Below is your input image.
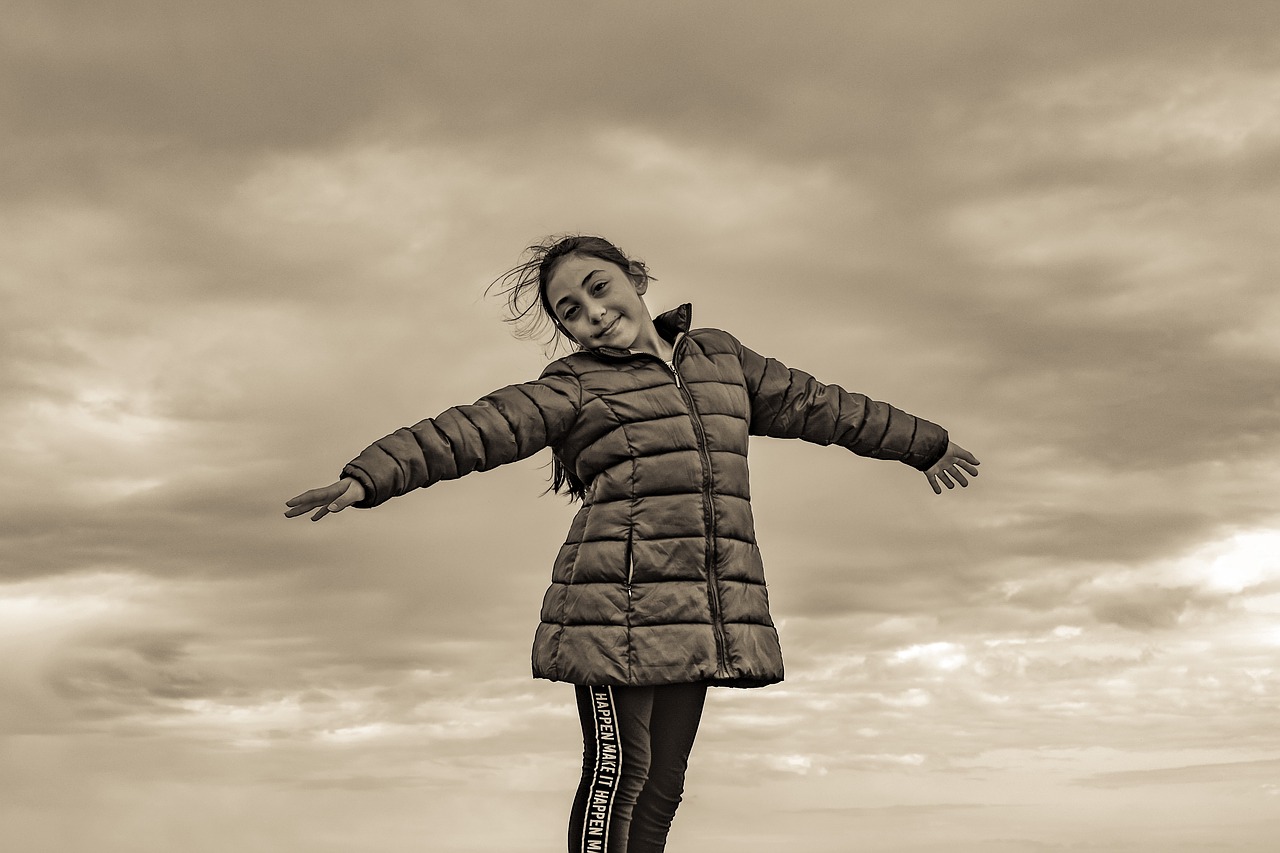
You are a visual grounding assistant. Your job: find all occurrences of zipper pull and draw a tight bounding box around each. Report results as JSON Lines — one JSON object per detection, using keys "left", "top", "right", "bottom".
{"left": 666, "top": 359, "right": 681, "bottom": 387}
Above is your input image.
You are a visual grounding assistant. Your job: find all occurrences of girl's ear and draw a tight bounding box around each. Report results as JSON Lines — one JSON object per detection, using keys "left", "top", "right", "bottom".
{"left": 628, "top": 262, "right": 648, "bottom": 295}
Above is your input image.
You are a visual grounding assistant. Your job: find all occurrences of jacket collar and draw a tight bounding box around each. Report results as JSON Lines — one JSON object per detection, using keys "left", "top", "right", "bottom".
{"left": 588, "top": 303, "right": 691, "bottom": 358}
{"left": 654, "top": 302, "right": 692, "bottom": 342}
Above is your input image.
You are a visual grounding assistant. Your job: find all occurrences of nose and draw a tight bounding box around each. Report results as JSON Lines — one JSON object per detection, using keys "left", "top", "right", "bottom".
{"left": 588, "top": 303, "right": 608, "bottom": 324}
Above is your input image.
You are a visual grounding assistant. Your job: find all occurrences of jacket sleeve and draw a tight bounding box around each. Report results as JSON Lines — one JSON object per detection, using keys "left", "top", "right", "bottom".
{"left": 339, "top": 361, "right": 583, "bottom": 508}
{"left": 730, "top": 333, "right": 949, "bottom": 472}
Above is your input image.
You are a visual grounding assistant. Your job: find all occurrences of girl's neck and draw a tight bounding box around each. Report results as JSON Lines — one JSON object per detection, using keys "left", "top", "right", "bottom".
{"left": 629, "top": 323, "right": 675, "bottom": 362}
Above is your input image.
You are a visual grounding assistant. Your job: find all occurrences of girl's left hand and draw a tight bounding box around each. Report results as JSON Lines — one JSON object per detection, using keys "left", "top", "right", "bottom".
{"left": 284, "top": 477, "right": 366, "bottom": 521}
{"left": 925, "top": 441, "right": 980, "bottom": 495}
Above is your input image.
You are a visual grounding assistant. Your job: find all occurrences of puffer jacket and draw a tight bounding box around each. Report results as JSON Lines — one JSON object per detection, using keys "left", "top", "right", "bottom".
{"left": 342, "top": 304, "right": 949, "bottom": 688}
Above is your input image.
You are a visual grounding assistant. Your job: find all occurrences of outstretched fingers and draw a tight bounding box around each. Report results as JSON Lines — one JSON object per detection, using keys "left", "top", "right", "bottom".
{"left": 284, "top": 481, "right": 347, "bottom": 520}
{"left": 927, "top": 457, "right": 980, "bottom": 495}
{"left": 929, "top": 469, "right": 959, "bottom": 494}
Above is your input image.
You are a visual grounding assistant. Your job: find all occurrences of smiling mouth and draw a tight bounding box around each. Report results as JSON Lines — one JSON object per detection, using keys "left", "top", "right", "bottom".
{"left": 598, "top": 317, "right": 621, "bottom": 337}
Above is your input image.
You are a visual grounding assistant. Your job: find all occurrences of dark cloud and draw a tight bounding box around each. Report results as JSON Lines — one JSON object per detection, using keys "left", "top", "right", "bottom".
{"left": 1086, "top": 585, "right": 1200, "bottom": 631}
{"left": 5, "top": 1, "right": 1276, "bottom": 161}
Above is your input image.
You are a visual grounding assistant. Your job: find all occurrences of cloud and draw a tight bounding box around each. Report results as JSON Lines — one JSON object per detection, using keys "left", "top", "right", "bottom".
{"left": 1086, "top": 585, "right": 1199, "bottom": 631}
{"left": 983, "top": 59, "right": 1280, "bottom": 163}
{"left": 1078, "top": 757, "right": 1280, "bottom": 788}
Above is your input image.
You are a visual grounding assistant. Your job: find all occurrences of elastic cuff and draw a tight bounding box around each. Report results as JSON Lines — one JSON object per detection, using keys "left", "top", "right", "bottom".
{"left": 911, "top": 426, "right": 950, "bottom": 472}
{"left": 340, "top": 464, "right": 379, "bottom": 508}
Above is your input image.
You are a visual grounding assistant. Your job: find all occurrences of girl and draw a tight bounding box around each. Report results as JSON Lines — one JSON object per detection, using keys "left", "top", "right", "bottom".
{"left": 285, "top": 235, "right": 979, "bottom": 852}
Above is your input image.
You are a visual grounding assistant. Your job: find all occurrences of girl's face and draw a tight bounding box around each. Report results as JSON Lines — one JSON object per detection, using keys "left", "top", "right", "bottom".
{"left": 544, "top": 254, "right": 655, "bottom": 350}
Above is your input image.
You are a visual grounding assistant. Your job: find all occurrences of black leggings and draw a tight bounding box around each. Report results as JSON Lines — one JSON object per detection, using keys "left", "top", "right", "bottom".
{"left": 569, "top": 682, "right": 708, "bottom": 853}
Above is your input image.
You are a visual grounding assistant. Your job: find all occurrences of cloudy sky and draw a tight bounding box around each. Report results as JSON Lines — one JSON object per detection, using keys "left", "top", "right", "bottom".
{"left": 4, "top": 2, "right": 1279, "bottom": 850}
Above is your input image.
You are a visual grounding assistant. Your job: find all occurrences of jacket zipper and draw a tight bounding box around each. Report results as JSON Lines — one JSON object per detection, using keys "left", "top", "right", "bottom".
{"left": 669, "top": 336, "right": 729, "bottom": 678}
{"left": 624, "top": 528, "right": 635, "bottom": 683}
{"left": 624, "top": 529, "right": 634, "bottom": 604}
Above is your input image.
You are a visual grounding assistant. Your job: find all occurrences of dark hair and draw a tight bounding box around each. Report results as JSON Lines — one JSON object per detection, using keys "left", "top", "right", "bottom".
{"left": 486, "top": 234, "right": 656, "bottom": 503}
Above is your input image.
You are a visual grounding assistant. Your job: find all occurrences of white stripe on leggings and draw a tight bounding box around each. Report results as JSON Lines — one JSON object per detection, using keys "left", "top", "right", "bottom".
{"left": 582, "top": 685, "right": 623, "bottom": 853}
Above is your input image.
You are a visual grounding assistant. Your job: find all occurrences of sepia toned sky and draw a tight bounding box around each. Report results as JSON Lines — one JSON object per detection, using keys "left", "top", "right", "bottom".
{"left": 4, "top": 2, "right": 1279, "bottom": 851}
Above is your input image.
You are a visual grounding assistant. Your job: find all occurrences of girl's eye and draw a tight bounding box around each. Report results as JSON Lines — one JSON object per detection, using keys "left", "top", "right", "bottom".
{"left": 562, "top": 306, "right": 578, "bottom": 321}
{"left": 592, "top": 280, "right": 608, "bottom": 294}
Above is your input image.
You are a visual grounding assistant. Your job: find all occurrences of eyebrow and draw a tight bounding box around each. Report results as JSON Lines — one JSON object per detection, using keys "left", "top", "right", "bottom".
{"left": 553, "top": 269, "right": 604, "bottom": 313}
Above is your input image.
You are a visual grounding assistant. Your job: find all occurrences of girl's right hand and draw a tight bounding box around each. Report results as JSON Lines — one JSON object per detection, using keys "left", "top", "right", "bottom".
{"left": 924, "top": 441, "right": 980, "bottom": 495}
{"left": 284, "top": 477, "right": 366, "bottom": 522}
